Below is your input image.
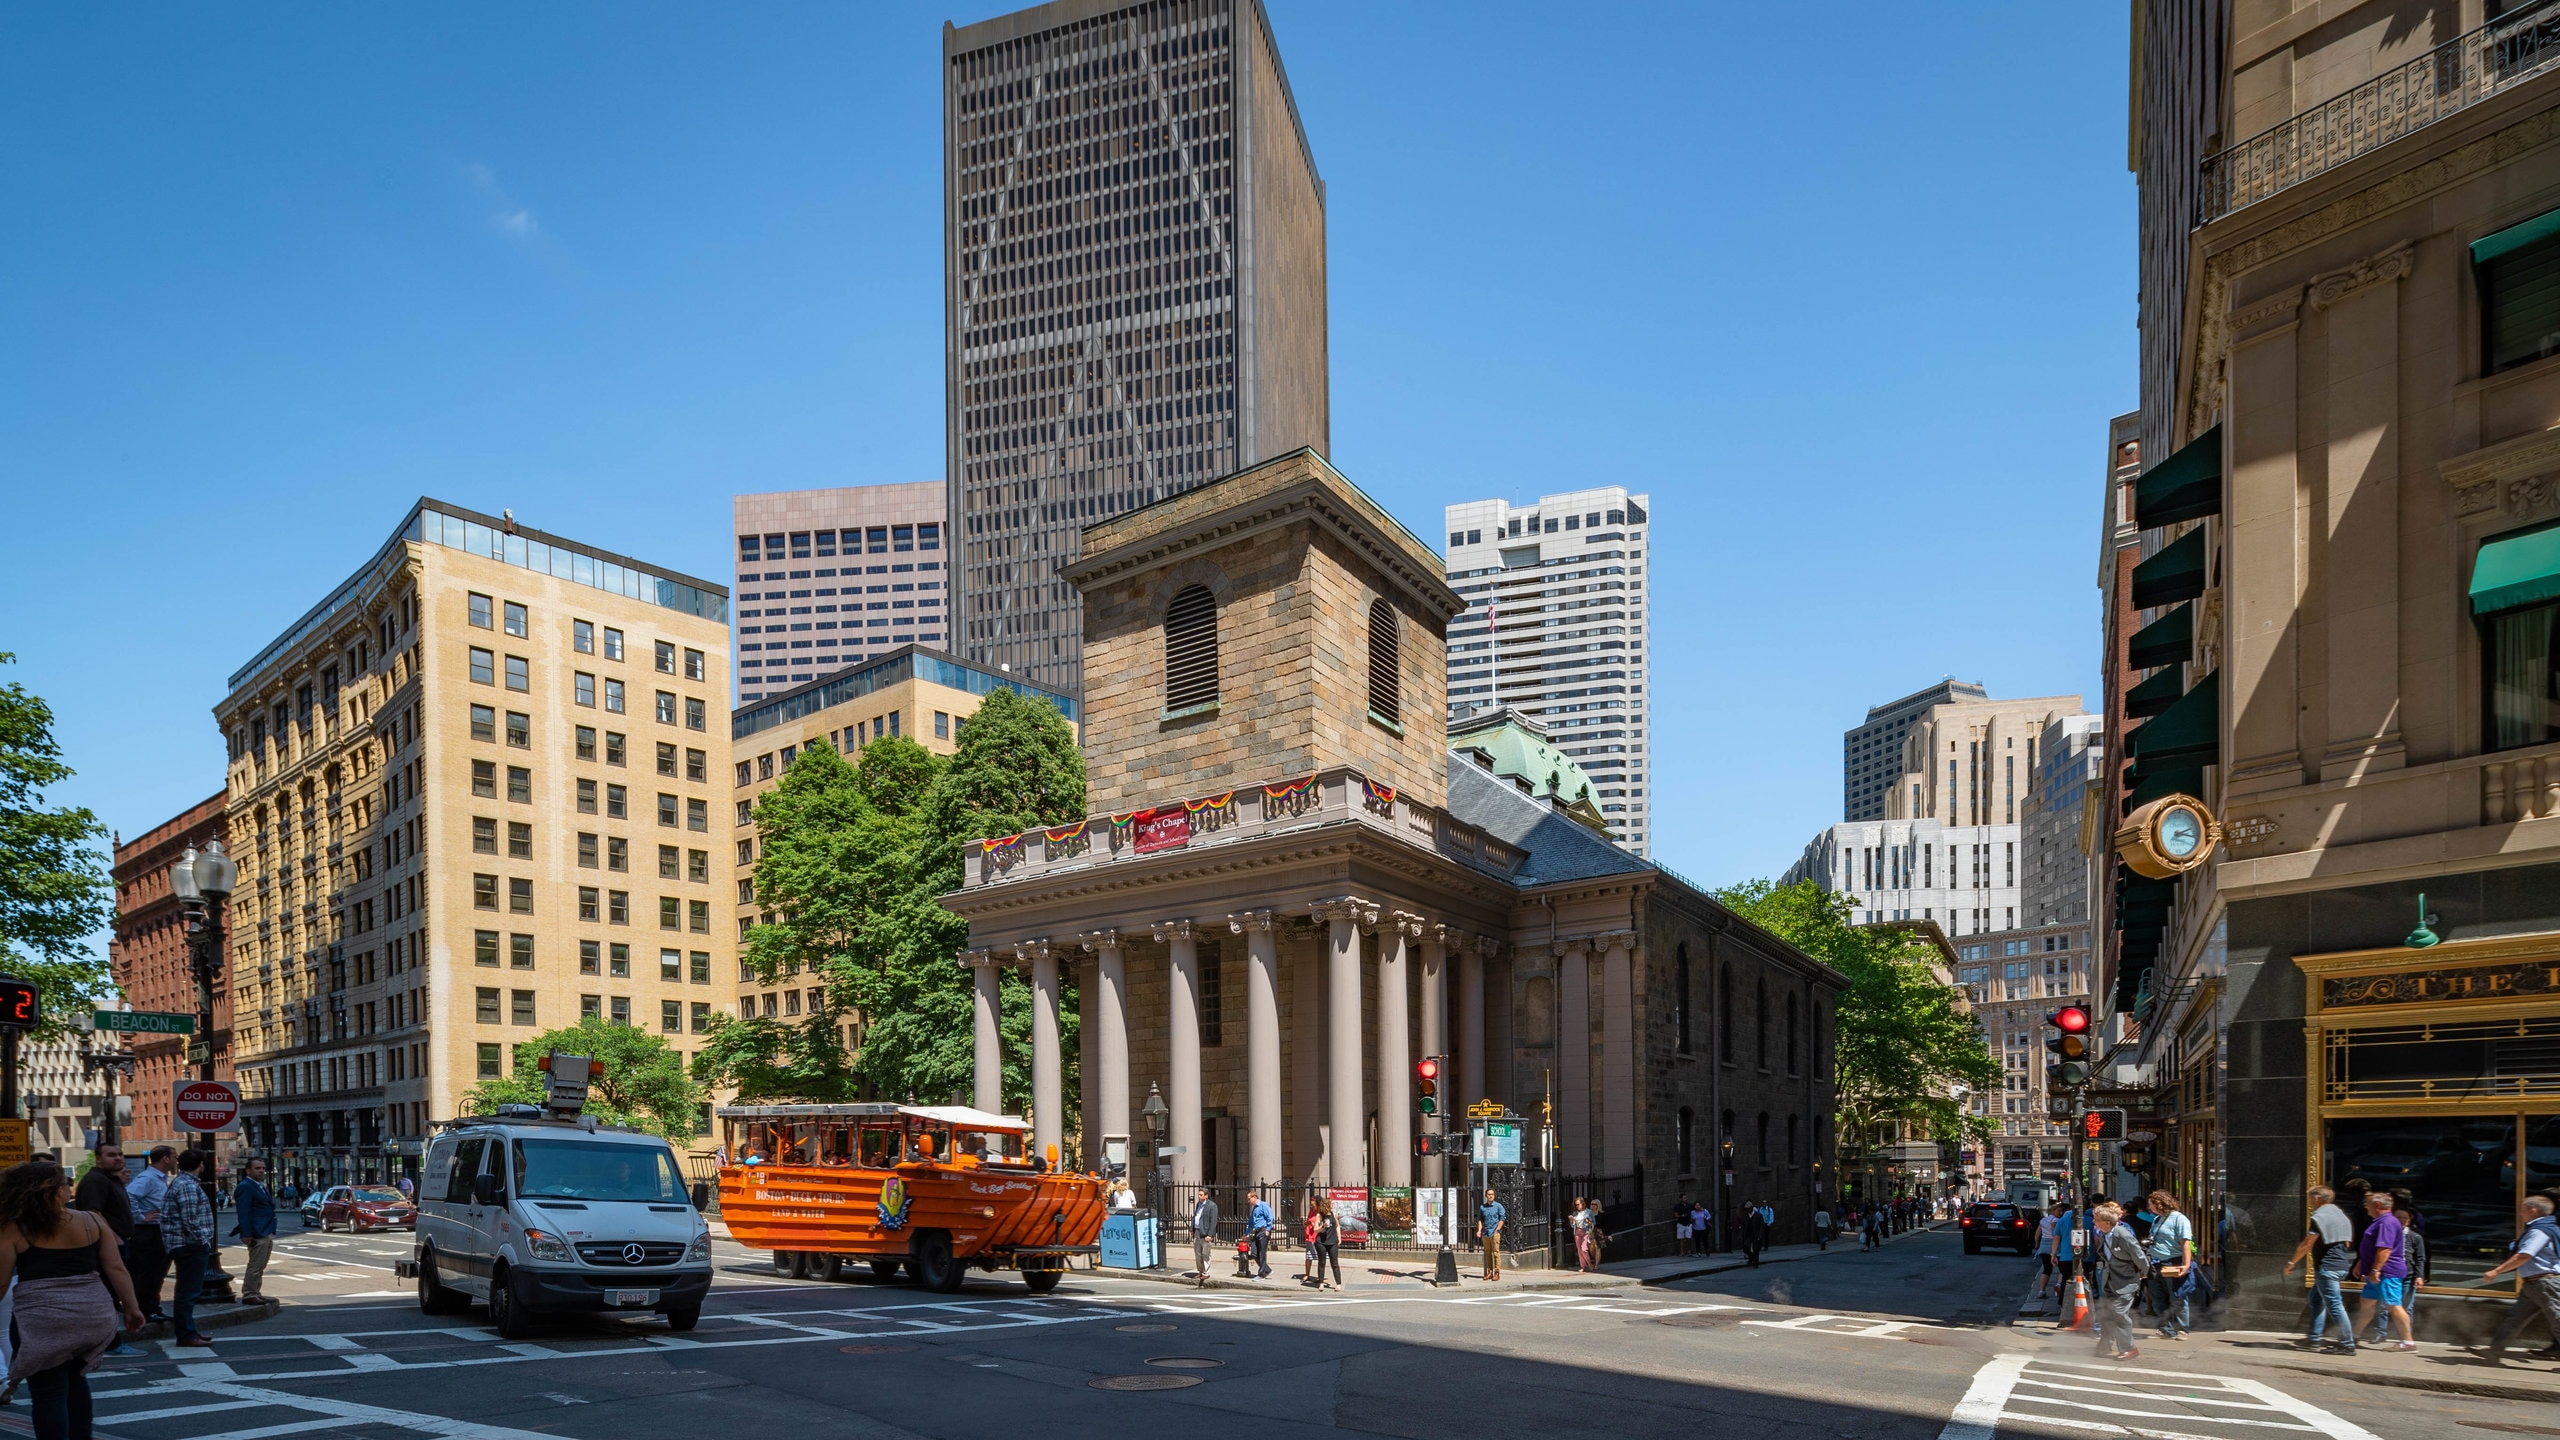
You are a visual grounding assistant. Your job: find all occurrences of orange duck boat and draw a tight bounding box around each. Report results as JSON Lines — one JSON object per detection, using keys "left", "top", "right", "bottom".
{"left": 714, "top": 1103, "right": 1104, "bottom": 1292}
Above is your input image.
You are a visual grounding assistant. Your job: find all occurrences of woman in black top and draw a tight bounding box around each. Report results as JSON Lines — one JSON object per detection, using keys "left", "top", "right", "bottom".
{"left": 0, "top": 1161, "right": 146, "bottom": 1439}
{"left": 1311, "top": 1200, "right": 1343, "bottom": 1291}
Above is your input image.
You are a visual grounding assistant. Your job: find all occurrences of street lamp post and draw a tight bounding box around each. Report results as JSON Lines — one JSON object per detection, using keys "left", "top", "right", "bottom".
{"left": 1140, "top": 1082, "right": 1168, "bottom": 1216}
{"left": 170, "top": 842, "right": 238, "bottom": 1304}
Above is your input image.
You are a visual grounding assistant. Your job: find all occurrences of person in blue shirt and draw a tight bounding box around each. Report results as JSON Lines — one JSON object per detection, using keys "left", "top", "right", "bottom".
{"left": 1477, "top": 1189, "right": 1508, "bottom": 1281}
{"left": 1246, "top": 1194, "right": 1274, "bottom": 1279}
{"left": 229, "top": 1157, "right": 280, "bottom": 1304}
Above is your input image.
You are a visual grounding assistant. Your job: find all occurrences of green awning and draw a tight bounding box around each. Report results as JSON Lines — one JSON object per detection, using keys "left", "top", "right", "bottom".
{"left": 2470, "top": 521, "right": 2560, "bottom": 615}
{"left": 2129, "top": 669, "right": 2219, "bottom": 764}
{"left": 2131, "top": 525, "right": 2208, "bottom": 609}
{"left": 2136, "top": 424, "right": 2222, "bottom": 529}
{"left": 2128, "top": 602, "right": 2193, "bottom": 670}
{"left": 2125, "top": 664, "right": 2183, "bottom": 719}
{"left": 2124, "top": 763, "right": 2205, "bottom": 813}
{"left": 2473, "top": 207, "right": 2560, "bottom": 266}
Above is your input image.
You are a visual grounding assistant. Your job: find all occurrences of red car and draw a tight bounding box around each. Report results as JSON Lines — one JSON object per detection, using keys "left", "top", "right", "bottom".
{"left": 319, "top": 1184, "right": 416, "bottom": 1233}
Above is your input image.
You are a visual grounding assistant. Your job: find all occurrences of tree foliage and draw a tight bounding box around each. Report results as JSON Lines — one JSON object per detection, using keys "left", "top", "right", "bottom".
{"left": 0, "top": 655, "right": 115, "bottom": 1034}
{"left": 460, "top": 1018, "right": 705, "bottom": 1142}
{"left": 1713, "top": 878, "right": 2000, "bottom": 1153}
{"left": 701, "top": 691, "right": 1087, "bottom": 1120}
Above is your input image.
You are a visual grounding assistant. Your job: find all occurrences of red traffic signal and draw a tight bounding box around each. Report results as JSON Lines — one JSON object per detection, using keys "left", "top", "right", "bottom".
{"left": 1416, "top": 1057, "right": 1440, "bottom": 1082}
{"left": 1415, "top": 1055, "right": 1442, "bottom": 1116}
{"left": 2050, "top": 1005, "right": 2091, "bottom": 1035}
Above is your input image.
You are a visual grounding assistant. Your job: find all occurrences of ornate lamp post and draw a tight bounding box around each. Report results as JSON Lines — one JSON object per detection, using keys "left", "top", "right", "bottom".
{"left": 1140, "top": 1082, "right": 1168, "bottom": 1218}
{"left": 170, "top": 842, "right": 238, "bottom": 1303}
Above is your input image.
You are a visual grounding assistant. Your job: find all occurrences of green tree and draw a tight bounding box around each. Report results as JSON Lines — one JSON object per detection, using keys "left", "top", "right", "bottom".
{"left": 1713, "top": 878, "right": 2000, "bottom": 1160}
{"left": 0, "top": 654, "right": 114, "bottom": 1035}
{"left": 460, "top": 1018, "right": 706, "bottom": 1142}
{"left": 710, "top": 693, "right": 1086, "bottom": 1120}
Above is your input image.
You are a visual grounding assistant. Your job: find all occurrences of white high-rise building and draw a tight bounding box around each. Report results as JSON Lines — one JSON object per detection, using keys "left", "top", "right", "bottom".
{"left": 1443, "top": 488, "right": 1650, "bottom": 856}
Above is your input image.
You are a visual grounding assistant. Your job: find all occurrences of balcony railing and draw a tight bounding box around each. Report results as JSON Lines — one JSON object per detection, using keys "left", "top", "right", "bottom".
{"left": 2201, "top": 0, "right": 2560, "bottom": 222}
{"left": 960, "top": 766, "right": 1528, "bottom": 891}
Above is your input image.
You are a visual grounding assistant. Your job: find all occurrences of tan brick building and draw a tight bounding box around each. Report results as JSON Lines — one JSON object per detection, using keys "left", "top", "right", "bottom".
{"left": 728, "top": 644, "right": 1079, "bottom": 1026}
{"left": 107, "top": 792, "right": 231, "bottom": 1147}
{"left": 214, "top": 501, "right": 733, "bottom": 1187}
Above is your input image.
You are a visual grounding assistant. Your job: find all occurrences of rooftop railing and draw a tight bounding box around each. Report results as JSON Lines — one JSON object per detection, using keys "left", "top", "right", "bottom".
{"left": 2200, "top": 0, "right": 2560, "bottom": 223}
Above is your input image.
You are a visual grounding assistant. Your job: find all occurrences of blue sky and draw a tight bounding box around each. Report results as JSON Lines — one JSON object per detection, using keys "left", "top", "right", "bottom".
{"left": 0, "top": 2, "right": 2134, "bottom": 934}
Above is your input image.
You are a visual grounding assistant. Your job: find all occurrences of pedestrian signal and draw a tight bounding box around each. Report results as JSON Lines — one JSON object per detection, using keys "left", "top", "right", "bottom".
{"left": 1415, "top": 1055, "right": 1441, "bottom": 1117}
{"left": 2080, "top": 1108, "right": 2126, "bottom": 1141}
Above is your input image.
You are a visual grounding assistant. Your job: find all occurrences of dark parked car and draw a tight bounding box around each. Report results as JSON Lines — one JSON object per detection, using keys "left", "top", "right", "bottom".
{"left": 1961, "top": 1202, "right": 2035, "bottom": 1255}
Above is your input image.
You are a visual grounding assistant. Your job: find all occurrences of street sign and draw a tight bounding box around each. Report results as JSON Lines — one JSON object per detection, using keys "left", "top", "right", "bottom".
{"left": 0, "top": 1119, "right": 28, "bottom": 1165}
{"left": 94, "top": 1010, "right": 194, "bottom": 1036}
{"left": 1466, "top": 1099, "right": 1503, "bottom": 1119}
{"left": 172, "top": 1079, "right": 243, "bottom": 1133}
{"left": 187, "top": 1043, "right": 211, "bottom": 1064}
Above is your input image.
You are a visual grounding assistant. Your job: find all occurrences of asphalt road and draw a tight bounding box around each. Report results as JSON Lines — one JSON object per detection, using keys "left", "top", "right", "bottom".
{"left": 30, "top": 1222, "right": 2556, "bottom": 1440}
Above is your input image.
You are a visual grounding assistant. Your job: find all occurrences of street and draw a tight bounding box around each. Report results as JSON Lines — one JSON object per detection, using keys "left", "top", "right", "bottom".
{"left": 26, "top": 1223, "right": 2555, "bottom": 1440}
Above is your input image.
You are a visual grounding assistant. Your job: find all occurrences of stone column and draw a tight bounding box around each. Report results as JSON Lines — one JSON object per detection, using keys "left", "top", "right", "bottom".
{"left": 963, "top": 949, "right": 1003, "bottom": 1115}
{"left": 1374, "top": 914, "right": 1422, "bottom": 1188}
{"left": 1020, "top": 941, "right": 1062, "bottom": 1167}
{"left": 1458, "top": 937, "right": 1486, "bottom": 1112}
{"left": 1291, "top": 924, "right": 1327, "bottom": 1185}
{"left": 1152, "top": 920, "right": 1203, "bottom": 1191}
{"left": 1081, "top": 930, "right": 1129, "bottom": 1154}
{"left": 1557, "top": 939, "right": 1591, "bottom": 1173}
{"left": 1230, "top": 910, "right": 1283, "bottom": 1187}
{"left": 1599, "top": 931, "right": 1637, "bottom": 1176}
{"left": 1312, "top": 898, "right": 1377, "bottom": 1189}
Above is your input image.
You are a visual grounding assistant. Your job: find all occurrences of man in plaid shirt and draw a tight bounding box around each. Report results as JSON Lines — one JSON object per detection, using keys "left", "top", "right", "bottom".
{"left": 165, "top": 1151, "right": 219, "bottom": 1348}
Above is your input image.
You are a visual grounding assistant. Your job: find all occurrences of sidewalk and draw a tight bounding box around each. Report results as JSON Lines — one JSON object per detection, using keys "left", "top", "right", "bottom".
{"left": 1599, "top": 1222, "right": 1950, "bottom": 1285}
{"left": 1095, "top": 1252, "right": 1632, "bottom": 1296}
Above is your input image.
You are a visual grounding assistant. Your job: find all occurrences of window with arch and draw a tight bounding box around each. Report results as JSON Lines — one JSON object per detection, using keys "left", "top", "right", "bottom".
{"left": 1786, "top": 993, "right": 1800, "bottom": 1075}
{"left": 1163, "top": 584, "right": 1219, "bottom": 712}
{"left": 1366, "top": 598, "right": 1401, "bottom": 724}
{"left": 1756, "top": 975, "right": 1769, "bottom": 1070}
{"left": 1675, "top": 944, "right": 1692, "bottom": 1054}
{"left": 1719, "top": 966, "right": 1735, "bottom": 1061}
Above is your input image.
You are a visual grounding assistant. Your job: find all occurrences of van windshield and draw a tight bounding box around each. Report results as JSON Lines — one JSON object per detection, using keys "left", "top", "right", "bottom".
{"left": 511, "top": 1138, "right": 687, "bottom": 1203}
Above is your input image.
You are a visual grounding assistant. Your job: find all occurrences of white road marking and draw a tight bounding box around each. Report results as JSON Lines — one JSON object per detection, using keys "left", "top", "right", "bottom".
{"left": 1940, "top": 1351, "right": 2030, "bottom": 1440}
{"left": 1940, "top": 1354, "right": 2391, "bottom": 1440}
{"left": 93, "top": 1377, "right": 591, "bottom": 1439}
{"left": 1743, "top": 1313, "right": 1918, "bottom": 1338}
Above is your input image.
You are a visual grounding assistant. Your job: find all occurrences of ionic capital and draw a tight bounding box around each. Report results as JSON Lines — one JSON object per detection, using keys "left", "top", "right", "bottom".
{"left": 1075, "top": 928, "right": 1123, "bottom": 954}
{"left": 1308, "top": 896, "right": 1382, "bottom": 931}
{"left": 1227, "top": 909, "right": 1279, "bottom": 934}
{"left": 1594, "top": 930, "right": 1639, "bottom": 952}
{"left": 959, "top": 948, "right": 1003, "bottom": 971}
{"left": 1150, "top": 919, "right": 1199, "bottom": 945}
{"left": 1387, "top": 911, "right": 1430, "bottom": 940}
{"left": 1014, "top": 940, "right": 1057, "bottom": 966}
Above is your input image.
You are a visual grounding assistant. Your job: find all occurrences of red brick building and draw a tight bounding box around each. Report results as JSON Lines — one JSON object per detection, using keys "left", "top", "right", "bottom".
{"left": 108, "top": 793, "right": 231, "bottom": 1146}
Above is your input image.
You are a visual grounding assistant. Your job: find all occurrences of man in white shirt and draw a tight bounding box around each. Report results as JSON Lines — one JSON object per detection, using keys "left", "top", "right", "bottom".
{"left": 2035, "top": 1209, "right": 2062, "bottom": 1298}
{"left": 2282, "top": 1185, "right": 2359, "bottom": 1353}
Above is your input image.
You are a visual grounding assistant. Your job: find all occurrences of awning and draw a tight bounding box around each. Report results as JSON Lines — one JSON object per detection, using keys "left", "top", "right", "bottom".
{"left": 2131, "top": 526, "right": 2208, "bottom": 610}
{"left": 2128, "top": 602, "right": 2194, "bottom": 671}
{"left": 2125, "top": 664, "right": 2183, "bottom": 719}
{"left": 2472, "top": 207, "right": 2560, "bottom": 266}
{"left": 2128, "top": 670, "right": 2219, "bottom": 765}
{"left": 2125, "top": 762, "right": 2205, "bottom": 813}
{"left": 2469, "top": 521, "right": 2560, "bottom": 615}
{"left": 2135, "top": 424, "right": 2222, "bottom": 529}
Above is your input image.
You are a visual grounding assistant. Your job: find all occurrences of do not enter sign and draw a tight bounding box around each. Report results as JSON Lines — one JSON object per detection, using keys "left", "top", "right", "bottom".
{"left": 171, "top": 1080, "right": 242, "bottom": 1133}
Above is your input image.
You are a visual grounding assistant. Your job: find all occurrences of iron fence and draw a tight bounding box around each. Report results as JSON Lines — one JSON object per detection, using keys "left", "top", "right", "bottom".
{"left": 2201, "top": 0, "right": 2560, "bottom": 222}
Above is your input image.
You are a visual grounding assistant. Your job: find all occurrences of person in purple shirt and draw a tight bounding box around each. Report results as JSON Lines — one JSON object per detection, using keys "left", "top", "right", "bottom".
{"left": 2352, "top": 1190, "right": 2415, "bottom": 1350}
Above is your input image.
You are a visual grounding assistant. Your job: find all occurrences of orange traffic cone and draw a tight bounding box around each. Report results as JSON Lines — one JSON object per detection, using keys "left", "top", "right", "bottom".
{"left": 2063, "top": 1274, "right": 2091, "bottom": 1331}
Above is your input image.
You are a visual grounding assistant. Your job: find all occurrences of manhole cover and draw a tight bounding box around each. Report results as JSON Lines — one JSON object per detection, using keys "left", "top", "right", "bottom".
{"left": 1145, "top": 1356, "right": 1225, "bottom": 1369}
{"left": 1091, "top": 1374, "right": 1203, "bottom": 1391}
{"left": 839, "top": 1344, "right": 918, "bottom": 1355}
{"left": 1115, "top": 1323, "right": 1179, "bottom": 1333}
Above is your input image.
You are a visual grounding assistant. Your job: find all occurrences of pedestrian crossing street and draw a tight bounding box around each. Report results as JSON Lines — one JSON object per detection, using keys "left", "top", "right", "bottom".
{"left": 1939, "top": 1353, "right": 2390, "bottom": 1440}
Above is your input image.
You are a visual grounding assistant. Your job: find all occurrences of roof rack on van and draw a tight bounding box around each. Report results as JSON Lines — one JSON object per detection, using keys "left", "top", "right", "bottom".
{"left": 433, "top": 1112, "right": 635, "bottom": 1134}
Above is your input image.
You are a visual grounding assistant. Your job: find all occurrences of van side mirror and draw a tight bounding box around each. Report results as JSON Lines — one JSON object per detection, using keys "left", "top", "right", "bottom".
{"left": 472, "top": 1172, "right": 503, "bottom": 1206}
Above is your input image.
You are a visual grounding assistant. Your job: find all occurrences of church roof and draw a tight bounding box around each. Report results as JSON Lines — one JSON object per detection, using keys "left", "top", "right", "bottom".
{"left": 1445, "top": 755, "right": 1650, "bottom": 889}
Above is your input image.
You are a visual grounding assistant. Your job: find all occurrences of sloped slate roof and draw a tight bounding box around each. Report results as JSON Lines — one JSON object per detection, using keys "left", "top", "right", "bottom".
{"left": 1446, "top": 756, "right": 1652, "bottom": 889}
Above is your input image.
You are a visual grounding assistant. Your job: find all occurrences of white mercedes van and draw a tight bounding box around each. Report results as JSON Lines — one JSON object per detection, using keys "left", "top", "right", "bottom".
{"left": 404, "top": 1105, "right": 713, "bottom": 1337}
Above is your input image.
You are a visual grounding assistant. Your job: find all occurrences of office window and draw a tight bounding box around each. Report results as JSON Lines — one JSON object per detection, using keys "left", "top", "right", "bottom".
{"left": 605, "top": 731, "right": 626, "bottom": 766}
{"left": 603, "top": 627, "right": 624, "bottom": 661}
{"left": 609, "top": 890, "right": 630, "bottom": 925}
{"left": 582, "top": 994, "right": 602, "bottom": 1020}
{"left": 684, "top": 648, "right": 705, "bottom": 681}
{"left": 475, "top": 930, "right": 500, "bottom": 966}
{"left": 735, "top": 761, "right": 752, "bottom": 787}
{"left": 473, "top": 874, "right": 498, "bottom": 910}
{"left": 577, "top": 778, "right": 598, "bottom": 814}
{"left": 476, "top": 988, "right": 501, "bottom": 1023}
{"left": 503, "top": 601, "right": 527, "bottom": 638}
{"left": 511, "top": 932, "right": 535, "bottom": 969}
{"left": 576, "top": 725, "right": 597, "bottom": 760}
{"left": 578, "top": 832, "right": 599, "bottom": 868}
{"left": 658, "top": 793, "right": 678, "bottom": 827}
{"left": 508, "top": 821, "right": 532, "bottom": 859}
{"left": 580, "top": 940, "right": 601, "bottom": 975}
{"left": 687, "top": 848, "right": 708, "bottom": 883}
{"left": 689, "top": 899, "right": 710, "bottom": 933}
{"left": 511, "top": 989, "right": 536, "bottom": 1026}
{"left": 1164, "top": 584, "right": 1218, "bottom": 711}
{"left": 608, "top": 836, "right": 628, "bottom": 872}
{"left": 504, "top": 655, "right": 529, "bottom": 692}
{"left": 469, "top": 648, "right": 495, "bottom": 685}
{"left": 472, "top": 816, "right": 498, "bottom": 854}
{"left": 470, "top": 705, "right": 496, "bottom": 742}
{"left": 691, "top": 951, "right": 711, "bottom": 984}
{"left": 659, "top": 844, "right": 680, "bottom": 879}
{"left": 507, "top": 766, "right": 531, "bottom": 803}
{"left": 661, "top": 948, "right": 683, "bottom": 982}
{"left": 736, "top": 800, "right": 753, "bottom": 825}
{"left": 468, "top": 593, "right": 493, "bottom": 629}
{"left": 575, "top": 672, "right": 596, "bottom": 708}
{"left": 610, "top": 942, "right": 631, "bottom": 977}
{"left": 934, "top": 711, "right": 949, "bottom": 739}
{"left": 2482, "top": 224, "right": 2560, "bottom": 373}
{"left": 686, "top": 697, "right": 705, "bottom": 731}
{"left": 2485, "top": 595, "right": 2560, "bottom": 749}
{"left": 692, "top": 1001, "right": 712, "bottom": 1034}
{"left": 662, "top": 999, "right": 683, "bottom": 1033}
{"left": 508, "top": 877, "right": 533, "bottom": 914}
{"left": 656, "top": 691, "right": 677, "bottom": 724}
{"left": 658, "top": 742, "right": 679, "bottom": 778}
{"left": 574, "top": 619, "right": 595, "bottom": 654}
{"left": 606, "top": 784, "right": 628, "bottom": 819}
{"left": 505, "top": 711, "right": 530, "bottom": 748}
{"left": 687, "top": 798, "right": 708, "bottom": 832}
{"left": 579, "top": 885, "right": 601, "bottom": 921}
{"left": 661, "top": 896, "right": 681, "bottom": 930}
{"left": 758, "top": 753, "right": 774, "bottom": 780}
{"left": 605, "top": 679, "right": 626, "bottom": 714}
{"left": 686, "top": 748, "right": 706, "bottom": 783}
{"left": 609, "top": 996, "right": 630, "bottom": 1027}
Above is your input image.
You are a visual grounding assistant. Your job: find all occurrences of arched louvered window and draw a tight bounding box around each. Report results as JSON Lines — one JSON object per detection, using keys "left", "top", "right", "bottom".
{"left": 1164, "top": 584, "right": 1219, "bottom": 712}
{"left": 1366, "top": 598, "right": 1400, "bottom": 724}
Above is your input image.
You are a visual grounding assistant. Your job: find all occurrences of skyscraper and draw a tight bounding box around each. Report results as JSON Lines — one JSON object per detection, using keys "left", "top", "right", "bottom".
{"left": 1842, "top": 679, "right": 1986, "bottom": 822}
{"left": 1442, "top": 488, "right": 1650, "bottom": 856}
{"left": 944, "top": 0, "right": 1329, "bottom": 696}
{"left": 729, "top": 484, "right": 948, "bottom": 704}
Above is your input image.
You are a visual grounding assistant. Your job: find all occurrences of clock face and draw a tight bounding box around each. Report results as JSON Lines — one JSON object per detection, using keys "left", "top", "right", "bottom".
{"left": 2159, "top": 806, "right": 2204, "bottom": 860}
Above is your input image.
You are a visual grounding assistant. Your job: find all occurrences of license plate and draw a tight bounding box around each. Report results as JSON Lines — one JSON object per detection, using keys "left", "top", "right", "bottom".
{"left": 606, "top": 1288, "right": 659, "bottom": 1307}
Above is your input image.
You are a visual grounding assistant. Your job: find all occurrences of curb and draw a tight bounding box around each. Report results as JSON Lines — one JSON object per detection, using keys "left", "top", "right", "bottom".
{"left": 1090, "top": 1262, "right": 1628, "bottom": 1297}
{"left": 1623, "top": 1222, "right": 1955, "bottom": 1288}
{"left": 2256, "top": 1358, "right": 2560, "bottom": 1404}
{"left": 134, "top": 1298, "right": 281, "bottom": 1342}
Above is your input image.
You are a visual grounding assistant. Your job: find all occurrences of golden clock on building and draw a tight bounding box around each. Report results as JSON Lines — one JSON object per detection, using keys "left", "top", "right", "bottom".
{"left": 2114, "top": 794, "right": 2222, "bottom": 879}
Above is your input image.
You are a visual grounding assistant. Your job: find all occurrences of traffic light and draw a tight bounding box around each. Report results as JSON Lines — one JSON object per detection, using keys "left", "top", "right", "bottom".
{"left": 2044, "top": 1005, "right": 2092, "bottom": 1089}
{"left": 2081, "top": 1108, "right": 2126, "bottom": 1141}
{"left": 1415, "top": 1055, "right": 1442, "bottom": 1118}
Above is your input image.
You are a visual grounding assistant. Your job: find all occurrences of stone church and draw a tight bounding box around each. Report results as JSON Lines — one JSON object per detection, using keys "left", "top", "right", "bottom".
{"left": 943, "top": 449, "right": 1844, "bottom": 1241}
